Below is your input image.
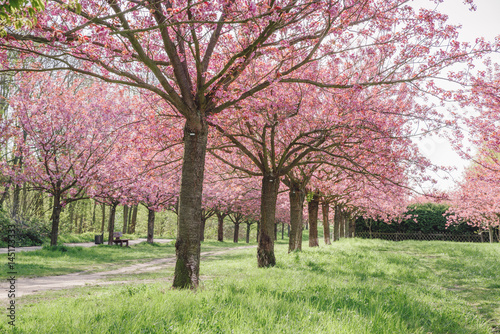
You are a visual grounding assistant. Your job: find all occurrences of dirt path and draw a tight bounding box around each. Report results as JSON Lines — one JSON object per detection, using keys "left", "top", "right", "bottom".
{"left": 1, "top": 245, "right": 256, "bottom": 300}
{"left": 0, "top": 238, "right": 173, "bottom": 254}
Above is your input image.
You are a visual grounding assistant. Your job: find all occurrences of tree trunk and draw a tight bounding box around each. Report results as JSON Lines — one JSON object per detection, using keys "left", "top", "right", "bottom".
{"left": 123, "top": 205, "right": 129, "bottom": 234}
{"left": 11, "top": 183, "right": 21, "bottom": 220}
{"left": 128, "top": 205, "right": 138, "bottom": 234}
{"left": 322, "top": 201, "right": 331, "bottom": 245}
{"left": 216, "top": 211, "right": 226, "bottom": 242}
{"left": 50, "top": 192, "right": 63, "bottom": 246}
{"left": 100, "top": 203, "right": 106, "bottom": 235}
{"left": 308, "top": 193, "right": 320, "bottom": 247}
{"left": 200, "top": 217, "right": 206, "bottom": 242}
{"left": 172, "top": 121, "right": 208, "bottom": 289}
{"left": 281, "top": 223, "right": 284, "bottom": 240}
{"left": 274, "top": 222, "right": 278, "bottom": 241}
{"left": 147, "top": 208, "right": 155, "bottom": 244}
{"left": 21, "top": 183, "right": 28, "bottom": 217}
{"left": 107, "top": 202, "right": 118, "bottom": 245}
{"left": 334, "top": 205, "right": 341, "bottom": 241}
{"left": 257, "top": 174, "right": 280, "bottom": 268}
{"left": 246, "top": 223, "right": 251, "bottom": 243}
{"left": 349, "top": 216, "right": 356, "bottom": 238}
{"left": 233, "top": 222, "right": 240, "bottom": 243}
{"left": 339, "top": 209, "right": 345, "bottom": 239}
{"left": 488, "top": 223, "right": 493, "bottom": 244}
{"left": 344, "top": 214, "right": 349, "bottom": 238}
{"left": 288, "top": 185, "right": 305, "bottom": 252}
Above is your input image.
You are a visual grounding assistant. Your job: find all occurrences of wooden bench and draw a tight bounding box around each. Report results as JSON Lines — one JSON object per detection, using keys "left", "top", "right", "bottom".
{"left": 112, "top": 232, "right": 129, "bottom": 247}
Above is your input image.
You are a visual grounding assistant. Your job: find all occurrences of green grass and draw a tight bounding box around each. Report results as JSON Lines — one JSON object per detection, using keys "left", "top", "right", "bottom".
{"left": 4, "top": 239, "right": 500, "bottom": 333}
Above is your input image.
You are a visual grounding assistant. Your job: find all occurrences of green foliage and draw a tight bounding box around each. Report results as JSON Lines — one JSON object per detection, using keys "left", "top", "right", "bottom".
{"left": 0, "top": 209, "right": 49, "bottom": 247}
{"left": 0, "top": 0, "right": 45, "bottom": 36}
{"left": 7, "top": 239, "right": 499, "bottom": 333}
{"left": 357, "top": 202, "right": 479, "bottom": 234}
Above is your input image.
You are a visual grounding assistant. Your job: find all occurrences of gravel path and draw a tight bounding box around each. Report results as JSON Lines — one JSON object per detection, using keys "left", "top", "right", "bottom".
{"left": 1, "top": 245, "right": 255, "bottom": 300}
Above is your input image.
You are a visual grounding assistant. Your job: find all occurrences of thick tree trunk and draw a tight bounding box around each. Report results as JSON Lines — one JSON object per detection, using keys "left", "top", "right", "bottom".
{"left": 100, "top": 203, "right": 106, "bottom": 235}
{"left": 257, "top": 174, "right": 280, "bottom": 267}
{"left": 233, "top": 223, "right": 240, "bottom": 243}
{"left": 173, "top": 122, "right": 208, "bottom": 289}
{"left": 322, "top": 201, "right": 331, "bottom": 245}
{"left": 107, "top": 202, "right": 118, "bottom": 245}
{"left": 123, "top": 205, "right": 129, "bottom": 234}
{"left": 333, "top": 205, "right": 341, "bottom": 241}
{"left": 216, "top": 211, "right": 226, "bottom": 242}
{"left": 128, "top": 205, "right": 138, "bottom": 234}
{"left": 308, "top": 193, "right": 320, "bottom": 247}
{"left": 50, "top": 192, "right": 63, "bottom": 246}
{"left": 147, "top": 208, "right": 155, "bottom": 244}
{"left": 288, "top": 185, "right": 305, "bottom": 252}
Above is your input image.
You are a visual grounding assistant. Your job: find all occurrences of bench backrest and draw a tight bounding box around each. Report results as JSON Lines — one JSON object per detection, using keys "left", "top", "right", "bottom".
{"left": 113, "top": 232, "right": 123, "bottom": 239}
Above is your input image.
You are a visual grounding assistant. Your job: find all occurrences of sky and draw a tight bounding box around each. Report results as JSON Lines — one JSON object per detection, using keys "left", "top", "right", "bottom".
{"left": 410, "top": 0, "right": 500, "bottom": 192}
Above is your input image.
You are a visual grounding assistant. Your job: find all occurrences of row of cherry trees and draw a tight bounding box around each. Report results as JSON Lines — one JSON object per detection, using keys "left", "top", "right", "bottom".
{"left": 446, "top": 66, "right": 500, "bottom": 242}
{"left": 1, "top": 0, "right": 498, "bottom": 288}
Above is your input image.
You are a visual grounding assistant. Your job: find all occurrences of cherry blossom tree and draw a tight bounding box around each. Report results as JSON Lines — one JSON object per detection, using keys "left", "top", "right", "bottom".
{"left": 0, "top": 0, "right": 488, "bottom": 287}
{"left": 8, "top": 72, "right": 135, "bottom": 245}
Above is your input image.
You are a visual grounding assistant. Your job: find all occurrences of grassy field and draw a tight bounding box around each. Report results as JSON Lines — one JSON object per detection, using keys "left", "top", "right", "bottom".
{"left": 3, "top": 238, "right": 500, "bottom": 333}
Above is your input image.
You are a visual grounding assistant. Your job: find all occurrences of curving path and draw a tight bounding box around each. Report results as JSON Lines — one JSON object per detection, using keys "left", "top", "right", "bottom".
{"left": 1, "top": 245, "right": 256, "bottom": 300}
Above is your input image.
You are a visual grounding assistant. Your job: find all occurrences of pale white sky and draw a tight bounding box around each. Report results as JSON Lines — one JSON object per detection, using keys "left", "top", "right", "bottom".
{"left": 411, "top": 0, "right": 500, "bottom": 192}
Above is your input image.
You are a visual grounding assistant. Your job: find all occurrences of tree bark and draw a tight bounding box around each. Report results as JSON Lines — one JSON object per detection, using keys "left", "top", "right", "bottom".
{"left": 257, "top": 174, "right": 280, "bottom": 267}
{"left": 200, "top": 217, "right": 206, "bottom": 242}
{"left": 349, "top": 216, "right": 356, "bottom": 238}
{"left": 488, "top": 223, "right": 493, "bottom": 244}
{"left": 107, "top": 202, "right": 118, "bottom": 245}
{"left": 128, "top": 205, "right": 138, "bottom": 234}
{"left": 173, "top": 121, "right": 208, "bottom": 289}
{"left": 123, "top": 205, "right": 129, "bottom": 234}
{"left": 216, "top": 211, "right": 226, "bottom": 242}
{"left": 50, "top": 192, "right": 63, "bottom": 246}
{"left": 344, "top": 213, "right": 349, "bottom": 238}
{"left": 308, "top": 193, "right": 320, "bottom": 247}
{"left": 11, "top": 183, "right": 21, "bottom": 220}
{"left": 339, "top": 208, "right": 345, "bottom": 239}
{"left": 246, "top": 223, "right": 251, "bottom": 243}
{"left": 333, "top": 205, "right": 341, "bottom": 241}
{"left": 288, "top": 184, "right": 305, "bottom": 252}
{"left": 322, "top": 201, "right": 331, "bottom": 245}
{"left": 147, "top": 208, "right": 155, "bottom": 244}
{"left": 233, "top": 222, "right": 240, "bottom": 243}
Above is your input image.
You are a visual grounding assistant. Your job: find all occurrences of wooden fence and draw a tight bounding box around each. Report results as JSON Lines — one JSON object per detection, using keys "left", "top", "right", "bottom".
{"left": 356, "top": 231, "right": 499, "bottom": 243}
